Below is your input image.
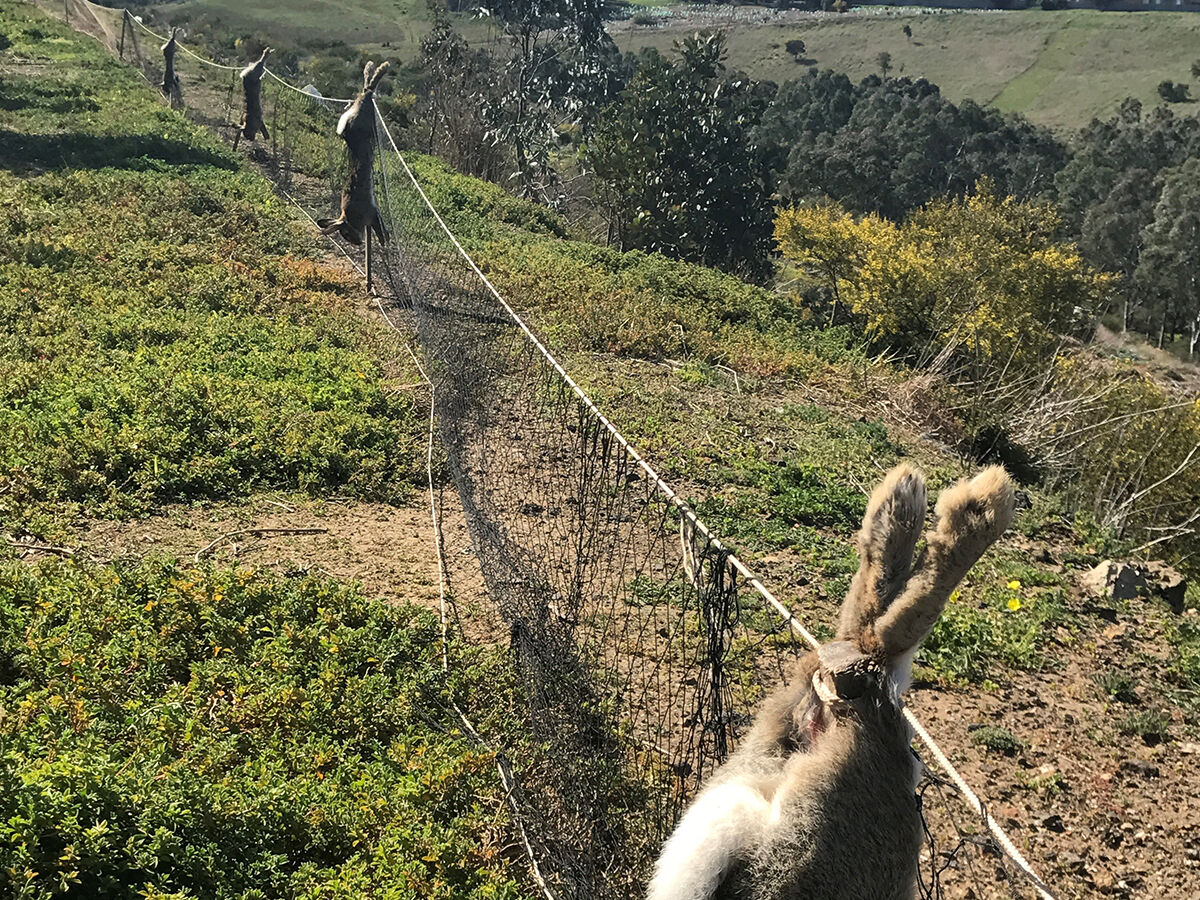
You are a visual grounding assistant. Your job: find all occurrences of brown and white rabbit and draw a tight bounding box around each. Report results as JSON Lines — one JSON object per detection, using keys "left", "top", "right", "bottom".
{"left": 234, "top": 47, "right": 271, "bottom": 150}
{"left": 318, "top": 61, "right": 390, "bottom": 247}
{"left": 649, "top": 464, "right": 1015, "bottom": 900}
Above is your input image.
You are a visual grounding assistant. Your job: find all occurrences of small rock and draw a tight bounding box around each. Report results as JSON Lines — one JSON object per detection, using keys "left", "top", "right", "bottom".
{"left": 1091, "top": 867, "right": 1116, "bottom": 889}
{"left": 1101, "top": 622, "right": 1130, "bottom": 642}
{"left": 1043, "top": 814, "right": 1066, "bottom": 833}
{"left": 1081, "top": 559, "right": 1188, "bottom": 613}
{"left": 1145, "top": 560, "right": 1187, "bottom": 613}
{"left": 1060, "top": 851, "right": 1087, "bottom": 874}
{"left": 1118, "top": 759, "right": 1161, "bottom": 779}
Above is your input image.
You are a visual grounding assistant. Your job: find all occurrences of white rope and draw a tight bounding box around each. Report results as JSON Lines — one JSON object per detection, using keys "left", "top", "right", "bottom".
{"left": 123, "top": 12, "right": 240, "bottom": 71}
{"left": 264, "top": 69, "right": 353, "bottom": 107}
{"left": 906, "top": 710, "right": 1057, "bottom": 900}
{"left": 373, "top": 106, "right": 1058, "bottom": 900}
{"left": 118, "top": 5, "right": 355, "bottom": 105}
{"left": 53, "top": 2, "right": 1058, "bottom": 887}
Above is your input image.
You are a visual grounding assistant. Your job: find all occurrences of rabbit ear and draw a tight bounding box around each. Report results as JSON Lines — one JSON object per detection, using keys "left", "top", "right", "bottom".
{"left": 364, "top": 60, "right": 390, "bottom": 94}
{"left": 836, "top": 464, "right": 927, "bottom": 652}
{"left": 870, "top": 466, "right": 1015, "bottom": 660}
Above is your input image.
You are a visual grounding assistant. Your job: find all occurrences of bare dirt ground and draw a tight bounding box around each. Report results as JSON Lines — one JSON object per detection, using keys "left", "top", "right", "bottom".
{"left": 909, "top": 618, "right": 1200, "bottom": 899}
{"left": 58, "top": 490, "right": 486, "bottom": 620}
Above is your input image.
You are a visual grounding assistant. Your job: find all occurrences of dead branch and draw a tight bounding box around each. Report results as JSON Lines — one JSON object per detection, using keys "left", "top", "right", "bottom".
{"left": 5, "top": 536, "right": 77, "bottom": 557}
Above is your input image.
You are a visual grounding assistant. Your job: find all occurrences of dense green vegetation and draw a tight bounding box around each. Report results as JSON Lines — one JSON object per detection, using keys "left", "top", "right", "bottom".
{"left": 587, "top": 32, "right": 774, "bottom": 281}
{"left": 1056, "top": 100, "right": 1200, "bottom": 347}
{"left": 755, "top": 69, "right": 1065, "bottom": 220}
{"left": 0, "top": 7, "right": 533, "bottom": 897}
{"left": 0, "top": 558, "right": 527, "bottom": 898}
{"left": 0, "top": 5, "right": 425, "bottom": 538}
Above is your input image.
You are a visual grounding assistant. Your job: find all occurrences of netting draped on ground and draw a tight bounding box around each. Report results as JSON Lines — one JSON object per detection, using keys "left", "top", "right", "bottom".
{"left": 39, "top": 4, "right": 1058, "bottom": 897}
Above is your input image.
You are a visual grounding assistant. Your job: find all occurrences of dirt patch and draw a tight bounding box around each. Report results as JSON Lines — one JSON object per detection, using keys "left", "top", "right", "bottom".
{"left": 913, "top": 601, "right": 1200, "bottom": 900}
{"left": 53, "top": 491, "right": 486, "bottom": 619}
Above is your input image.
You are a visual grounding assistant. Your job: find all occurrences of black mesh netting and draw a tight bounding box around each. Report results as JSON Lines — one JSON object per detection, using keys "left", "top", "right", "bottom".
{"left": 34, "top": 4, "right": 1057, "bottom": 897}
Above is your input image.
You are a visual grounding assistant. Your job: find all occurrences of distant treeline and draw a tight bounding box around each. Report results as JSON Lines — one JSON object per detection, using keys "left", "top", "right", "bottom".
{"left": 153, "top": 0, "right": 1200, "bottom": 355}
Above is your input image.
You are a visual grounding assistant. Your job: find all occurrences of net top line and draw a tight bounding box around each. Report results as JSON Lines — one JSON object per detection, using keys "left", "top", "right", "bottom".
{"left": 371, "top": 110, "right": 1058, "bottom": 900}
{"left": 120, "top": 8, "right": 355, "bottom": 105}
{"left": 86, "top": 5, "right": 1058, "bottom": 895}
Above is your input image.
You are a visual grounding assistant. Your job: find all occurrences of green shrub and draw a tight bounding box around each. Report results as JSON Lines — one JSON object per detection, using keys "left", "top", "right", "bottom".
{"left": 920, "top": 577, "right": 1067, "bottom": 684}
{"left": 1093, "top": 670, "right": 1139, "bottom": 704}
{"left": 0, "top": 558, "right": 527, "bottom": 898}
{"left": 1117, "top": 710, "right": 1171, "bottom": 745}
{"left": 969, "top": 725, "right": 1023, "bottom": 756}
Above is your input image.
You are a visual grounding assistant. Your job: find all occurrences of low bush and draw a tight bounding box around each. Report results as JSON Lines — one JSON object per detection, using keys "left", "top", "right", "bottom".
{"left": 0, "top": 558, "right": 528, "bottom": 898}
{"left": 969, "top": 725, "right": 1024, "bottom": 756}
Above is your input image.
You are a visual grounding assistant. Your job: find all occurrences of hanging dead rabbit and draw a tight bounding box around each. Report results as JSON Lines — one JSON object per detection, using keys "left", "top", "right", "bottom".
{"left": 649, "top": 464, "right": 1015, "bottom": 900}
{"left": 318, "top": 61, "right": 390, "bottom": 247}
{"left": 234, "top": 47, "right": 270, "bottom": 151}
{"left": 160, "top": 28, "right": 182, "bottom": 108}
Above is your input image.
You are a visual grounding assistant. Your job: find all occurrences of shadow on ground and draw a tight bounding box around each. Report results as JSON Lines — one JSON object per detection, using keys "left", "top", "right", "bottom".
{"left": 0, "top": 129, "right": 236, "bottom": 173}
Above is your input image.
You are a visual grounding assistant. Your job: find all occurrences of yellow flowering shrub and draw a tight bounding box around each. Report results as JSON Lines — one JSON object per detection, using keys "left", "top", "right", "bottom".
{"left": 775, "top": 184, "right": 1113, "bottom": 369}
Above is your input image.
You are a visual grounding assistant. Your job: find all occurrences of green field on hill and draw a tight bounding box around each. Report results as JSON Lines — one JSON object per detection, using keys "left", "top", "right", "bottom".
{"left": 615, "top": 8, "right": 1200, "bottom": 131}
{"left": 155, "top": 0, "right": 1200, "bottom": 132}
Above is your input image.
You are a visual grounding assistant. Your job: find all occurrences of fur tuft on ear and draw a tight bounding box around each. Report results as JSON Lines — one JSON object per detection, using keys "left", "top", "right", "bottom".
{"left": 837, "top": 464, "right": 927, "bottom": 653}
{"left": 363, "top": 60, "right": 390, "bottom": 94}
{"left": 871, "top": 465, "right": 1015, "bottom": 661}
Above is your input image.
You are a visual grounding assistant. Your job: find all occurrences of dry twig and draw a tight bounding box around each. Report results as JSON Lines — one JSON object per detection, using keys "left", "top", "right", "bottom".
{"left": 5, "top": 536, "right": 77, "bottom": 557}
{"left": 193, "top": 527, "right": 328, "bottom": 563}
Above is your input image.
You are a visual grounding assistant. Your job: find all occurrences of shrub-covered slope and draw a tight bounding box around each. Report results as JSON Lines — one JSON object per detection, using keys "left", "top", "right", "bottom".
{"left": 0, "top": 559, "right": 527, "bottom": 899}
{"left": 0, "top": 6, "right": 530, "bottom": 898}
{"left": 0, "top": 3, "right": 425, "bottom": 538}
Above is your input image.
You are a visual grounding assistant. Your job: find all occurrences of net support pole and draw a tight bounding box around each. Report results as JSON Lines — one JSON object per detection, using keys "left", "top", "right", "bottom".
{"left": 118, "top": 10, "right": 127, "bottom": 61}
{"left": 365, "top": 228, "right": 374, "bottom": 296}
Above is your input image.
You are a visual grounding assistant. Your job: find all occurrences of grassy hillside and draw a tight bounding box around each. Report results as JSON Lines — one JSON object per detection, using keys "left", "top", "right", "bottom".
{"left": 152, "top": 0, "right": 493, "bottom": 64}
{"left": 0, "top": 4, "right": 531, "bottom": 896}
{"left": 8, "top": 1, "right": 1200, "bottom": 896}
{"left": 1, "top": 3, "right": 429, "bottom": 538}
{"left": 615, "top": 8, "right": 1200, "bottom": 131}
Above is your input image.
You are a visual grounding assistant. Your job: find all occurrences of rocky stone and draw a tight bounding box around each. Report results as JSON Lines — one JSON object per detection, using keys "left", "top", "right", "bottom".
{"left": 1118, "top": 759, "right": 1161, "bottom": 779}
{"left": 1080, "top": 559, "right": 1188, "bottom": 613}
{"left": 1044, "top": 814, "right": 1066, "bottom": 833}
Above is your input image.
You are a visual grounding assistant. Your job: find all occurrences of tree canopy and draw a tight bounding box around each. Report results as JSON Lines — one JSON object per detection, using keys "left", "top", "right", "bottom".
{"left": 587, "top": 33, "right": 775, "bottom": 282}
{"left": 755, "top": 70, "right": 1066, "bottom": 220}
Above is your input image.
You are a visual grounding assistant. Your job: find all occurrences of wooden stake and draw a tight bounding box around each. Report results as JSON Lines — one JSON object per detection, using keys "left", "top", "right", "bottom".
{"left": 118, "top": 10, "right": 127, "bottom": 60}
{"left": 365, "top": 227, "right": 374, "bottom": 296}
